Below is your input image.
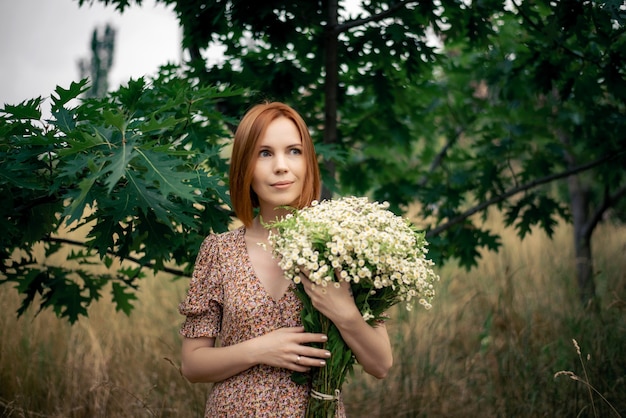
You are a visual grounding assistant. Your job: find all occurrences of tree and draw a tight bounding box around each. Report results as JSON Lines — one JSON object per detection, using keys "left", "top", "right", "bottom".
{"left": 343, "top": 0, "right": 626, "bottom": 308}
{"left": 468, "top": 0, "right": 626, "bottom": 306}
{"left": 1, "top": 0, "right": 624, "bottom": 321}
{"left": 126, "top": 0, "right": 624, "bottom": 305}
{"left": 0, "top": 67, "right": 242, "bottom": 322}
{"left": 516, "top": 0, "right": 626, "bottom": 306}
{"left": 78, "top": 23, "right": 117, "bottom": 98}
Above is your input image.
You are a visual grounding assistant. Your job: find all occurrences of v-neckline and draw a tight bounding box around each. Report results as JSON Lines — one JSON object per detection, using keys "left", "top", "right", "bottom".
{"left": 239, "top": 227, "right": 293, "bottom": 304}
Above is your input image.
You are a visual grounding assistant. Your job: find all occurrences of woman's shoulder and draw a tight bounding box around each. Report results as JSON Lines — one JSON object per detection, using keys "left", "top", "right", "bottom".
{"left": 211, "top": 226, "right": 244, "bottom": 241}
{"left": 193, "top": 226, "right": 245, "bottom": 271}
{"left": 199, "top": 226, "right": 245, "bottom": 251}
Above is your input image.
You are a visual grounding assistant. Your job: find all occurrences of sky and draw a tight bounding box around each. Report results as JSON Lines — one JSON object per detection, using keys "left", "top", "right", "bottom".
{"left": 0, "top": 0, "right": 367, "bottom": 115}
{"left": 0, "top": 0, "right": 182, "bottom": 109}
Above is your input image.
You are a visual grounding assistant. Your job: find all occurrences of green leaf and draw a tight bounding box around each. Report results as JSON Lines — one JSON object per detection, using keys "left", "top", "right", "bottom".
{"left": 53, "top": 107, "right": 76, "bottom": 132}
{"left": 135, "top": 148, "right": 198, "bottom": 201}
{"left": 50, "top": 79, "right": 89, "bottom": 111}
{"left": 125, "top": 170, "right": 178, "bottom": 219}
{"left": 1, "top": 98, "right": 43, "bottom": 119}
{"left": 39, "top": 274, "right": 89, "bottom": 324}
{"left": 140, "top": 115, "right": 183, "bottom": 133}
{"left": 63, "top": 158, "right": 106, "bottom": 224}
{"left": 102, "top": 109, "right": 128, "bottom": 132}
{"left": 103, "top": 140, "right": 134, "bottom": 193}
{"left": 14, "top": 268, "right": 45, "bottom": 317}
{"left": 111, "top": 282, "right": 137, "bottom": 315}
{"left": 56, "top": 131, "right": 105, "bottom": 156}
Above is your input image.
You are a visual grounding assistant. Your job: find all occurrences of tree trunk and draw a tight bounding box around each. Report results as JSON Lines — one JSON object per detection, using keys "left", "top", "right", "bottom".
{"left": 566, "top": 173, "right": 597, "bottom": 307}
{"left": 321, "top": 0, "right": 339, "bottom": 199}
{"left": 559, "top": 126, "right": 597, "bottom": 308}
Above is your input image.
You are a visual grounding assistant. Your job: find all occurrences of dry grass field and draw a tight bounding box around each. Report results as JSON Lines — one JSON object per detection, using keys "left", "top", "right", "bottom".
{"left": 1, "top": 214, "right": 624, "bottom": 417}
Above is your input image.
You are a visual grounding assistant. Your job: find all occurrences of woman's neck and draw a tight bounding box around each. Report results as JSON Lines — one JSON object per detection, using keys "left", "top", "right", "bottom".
{"left": 249, "top": 207, "right": 289, "bottom": 240}
{"left": 248, "top": 216, "right": 269, "bottom": 239}
{"left": 258, "top": 206, "right": 291, "bottom": 224}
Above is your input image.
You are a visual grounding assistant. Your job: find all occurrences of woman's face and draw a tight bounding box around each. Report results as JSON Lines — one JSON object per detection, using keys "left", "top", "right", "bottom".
{"left": 251, "top": 117, "right": 307, "bottom": 216}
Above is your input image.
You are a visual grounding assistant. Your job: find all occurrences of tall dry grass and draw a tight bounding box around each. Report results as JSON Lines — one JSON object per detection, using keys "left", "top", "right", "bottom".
{"left": 1, "top": 214, "right": 624, "bottom": 417}
{"left": 344, "top": 215, "right": 626, "bottom": 417}
{"left": 0, "top": 268, "right": 207, "bottom": 418}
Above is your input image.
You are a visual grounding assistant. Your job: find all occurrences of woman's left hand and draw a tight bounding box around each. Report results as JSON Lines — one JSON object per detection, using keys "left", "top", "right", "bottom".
{"left": 299, "top": 268, "right": 394, "bottom": 379}
{"left": 300, "top": 269, "right": 360, "bottom": 325}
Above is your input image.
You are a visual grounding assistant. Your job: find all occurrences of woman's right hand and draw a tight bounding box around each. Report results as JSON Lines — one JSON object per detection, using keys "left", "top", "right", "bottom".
{"left": 254, "top": 326, "right": 331, "bottom": 372}
{"left": 181, "top": 326, "right": 330, "bottom": 383}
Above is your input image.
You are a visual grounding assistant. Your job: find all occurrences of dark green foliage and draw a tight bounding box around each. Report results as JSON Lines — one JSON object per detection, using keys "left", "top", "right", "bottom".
{"left": 0, "top": 66, "right": 243, "bottom": 323}
{"left": 5, "top": 0, "right": 625, "bottom": 319}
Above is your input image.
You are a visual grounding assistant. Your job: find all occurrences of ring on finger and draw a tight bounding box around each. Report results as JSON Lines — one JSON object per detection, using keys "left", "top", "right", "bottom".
{"left": 296, "top": 355, "right": 301, "bottom": 364}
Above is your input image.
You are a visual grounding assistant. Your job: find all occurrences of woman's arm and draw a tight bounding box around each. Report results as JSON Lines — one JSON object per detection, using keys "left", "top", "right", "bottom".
{"left": 180, "top": 327, "right": 331, "bottom": 383}
{"left": 302, "top": 278, "right": 393, "bottom": 379}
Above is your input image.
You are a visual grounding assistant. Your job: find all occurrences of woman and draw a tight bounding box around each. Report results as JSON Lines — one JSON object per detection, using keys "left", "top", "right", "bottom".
{"left": 179, "top": 102, "right": 392, "bottom": 417}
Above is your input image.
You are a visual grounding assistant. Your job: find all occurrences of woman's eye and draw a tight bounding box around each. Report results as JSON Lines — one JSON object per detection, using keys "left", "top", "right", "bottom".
{"left": 290, "top": 148, "right": 303, "bottom": 155}
{"left": 259, "top": 150, "right": 271, "bottom": 157}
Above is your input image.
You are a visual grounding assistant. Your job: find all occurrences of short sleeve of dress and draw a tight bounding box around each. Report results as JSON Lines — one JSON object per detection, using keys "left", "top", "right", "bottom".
{"left": 178, "top": 234, "right": 223, "bottom": 338}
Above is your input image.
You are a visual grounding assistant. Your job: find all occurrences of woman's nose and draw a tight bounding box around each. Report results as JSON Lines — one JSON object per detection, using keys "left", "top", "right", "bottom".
{"left": 273, "top": 153, "right": 288, "bottom": 172}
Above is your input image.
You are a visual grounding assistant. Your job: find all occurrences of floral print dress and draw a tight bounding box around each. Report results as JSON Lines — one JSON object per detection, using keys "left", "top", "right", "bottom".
{"left": 179, "top": 227, "right": 346, "bottom": 417}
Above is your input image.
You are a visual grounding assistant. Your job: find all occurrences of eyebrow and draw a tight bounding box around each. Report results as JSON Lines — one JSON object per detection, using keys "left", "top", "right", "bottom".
{"left": 258, "top": 143, "right": 303, "bottom": 149}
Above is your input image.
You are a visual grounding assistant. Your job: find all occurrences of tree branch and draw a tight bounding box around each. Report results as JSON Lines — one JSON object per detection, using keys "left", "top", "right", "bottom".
{"left": 335, "top": 0, "right": 419, "bottom": 34}
{"left": 510, "top": 0, "right": 597, "bottom": 64}
{"left": 13, "top": 194, "right": 62, "bottom": 214}
{"left": 417, "top": 127, "right": 461, "bottom": 188}
{"left": 44, "top": 236, "right": 189, "bottom": 277}
{"left": 426, "top": 151, "right": 625, "bottom": 238}
{"left": 583, "top": 183, "right": 626, "bottom": 242}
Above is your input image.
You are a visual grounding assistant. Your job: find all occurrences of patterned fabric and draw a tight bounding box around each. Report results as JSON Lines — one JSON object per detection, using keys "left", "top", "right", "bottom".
{"left": 179, "top": 227, "right": 346, "bottom": 417}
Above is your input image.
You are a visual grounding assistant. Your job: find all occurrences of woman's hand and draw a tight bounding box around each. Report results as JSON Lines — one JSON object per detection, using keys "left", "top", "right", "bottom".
{"left": 300, "top": 270, "right": 361, "bottom": 326}
{"left": 181, "top": 326, "right": 331, "bottom": 383}
{"left": 297, "top": 269, "right": 393, "bottom": 379}
{"left": 254, "top": 326, "right": 331, "bottom": 372}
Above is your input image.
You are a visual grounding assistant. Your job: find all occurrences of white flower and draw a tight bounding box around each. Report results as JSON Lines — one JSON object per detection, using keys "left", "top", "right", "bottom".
{"left": 267, "top": 196, "right": 440, "bottom": 315}
{"left": 362, "top": 312, "right": 375, "bottom": 321}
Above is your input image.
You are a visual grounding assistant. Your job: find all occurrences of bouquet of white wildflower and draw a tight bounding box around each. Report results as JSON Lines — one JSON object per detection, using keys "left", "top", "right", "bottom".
{"left": 267, "top": 196, "right": 439, "bottom": 418}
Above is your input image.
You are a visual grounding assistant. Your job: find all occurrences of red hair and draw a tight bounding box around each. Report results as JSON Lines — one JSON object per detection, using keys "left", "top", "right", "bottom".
{"left": 229, "top": 102, "right": 321, "bottom": 227}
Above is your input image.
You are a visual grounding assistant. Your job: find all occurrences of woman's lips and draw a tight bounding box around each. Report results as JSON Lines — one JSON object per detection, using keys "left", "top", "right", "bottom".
{"left": 272, "top": 181, "right": 293, "bottom": 189}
